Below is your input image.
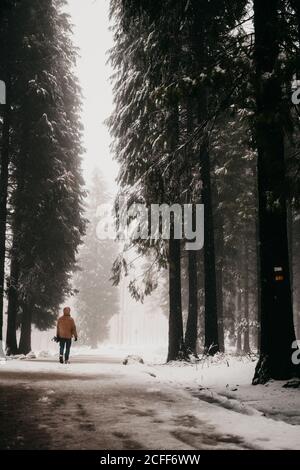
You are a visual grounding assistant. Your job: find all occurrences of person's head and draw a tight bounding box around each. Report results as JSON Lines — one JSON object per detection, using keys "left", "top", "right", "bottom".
{"left": 63, "top": 306, "right": 71, "bottom": 316}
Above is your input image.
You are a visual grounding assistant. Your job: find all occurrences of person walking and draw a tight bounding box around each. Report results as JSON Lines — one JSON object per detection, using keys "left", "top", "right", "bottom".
{"left": 56, "top": 306, "right": 78, "bottom": 364}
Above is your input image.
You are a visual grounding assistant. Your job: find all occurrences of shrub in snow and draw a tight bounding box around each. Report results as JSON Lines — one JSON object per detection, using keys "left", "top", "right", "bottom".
{"left": 122, "top": 355, "right": 144, "bottom": 365}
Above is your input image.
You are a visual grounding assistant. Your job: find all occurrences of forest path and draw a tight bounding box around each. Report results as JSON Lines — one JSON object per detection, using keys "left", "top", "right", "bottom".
{"left": 0, "top": 354, "right": 298, "bottom": 450}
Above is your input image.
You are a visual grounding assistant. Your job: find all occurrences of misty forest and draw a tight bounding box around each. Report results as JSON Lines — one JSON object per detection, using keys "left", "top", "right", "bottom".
{"left": 0, "top": 0, "right": 300, "bottom": 452}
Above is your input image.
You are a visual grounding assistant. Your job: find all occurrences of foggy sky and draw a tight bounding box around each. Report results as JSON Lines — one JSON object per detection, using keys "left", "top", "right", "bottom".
{"left": 67, "top": 0, "right": 118, "bottom": 194}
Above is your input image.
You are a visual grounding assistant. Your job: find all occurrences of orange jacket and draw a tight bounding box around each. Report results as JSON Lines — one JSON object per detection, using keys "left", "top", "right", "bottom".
{"left": 56, "top": 311, "right": 78, "bottom": 340}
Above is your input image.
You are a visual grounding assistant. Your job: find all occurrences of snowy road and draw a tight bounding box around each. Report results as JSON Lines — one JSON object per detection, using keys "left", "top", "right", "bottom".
{"left": 0, "top": 353, "right": 299, "bottom": 450}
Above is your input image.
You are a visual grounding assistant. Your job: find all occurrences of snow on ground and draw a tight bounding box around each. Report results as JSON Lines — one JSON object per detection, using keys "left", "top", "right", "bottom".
{"left": 0, "top": 347, "right": 300, "bottom": 450}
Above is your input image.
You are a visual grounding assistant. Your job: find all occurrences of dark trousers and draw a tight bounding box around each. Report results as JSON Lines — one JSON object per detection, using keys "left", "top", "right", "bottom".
{"left": 59, "top": 338, "right": 72, "bottom": 361}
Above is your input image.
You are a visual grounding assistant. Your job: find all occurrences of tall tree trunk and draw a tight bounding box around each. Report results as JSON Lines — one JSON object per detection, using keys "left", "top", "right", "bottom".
{"left": 0, "top": 76, "right": 10, "bottom": 348}
{"left": 18, "top": 303, "right": 32, "bottom": 355}
{"left": 215, "top": 207, "right": 225, "bottom": 353}
{"left": 184, "top": 97, "right": 199, "bottom": 355}
{"left": 166, "top": 79, "right": 186, "bottom": 360}
{"left": 0, "top": 4, "right": 13, "bottom": 352}
{"left": 236, "top": 278, "right": 242, "bottom": 354}
{"left": 185, "top": 250, "right": 198, "bottom": 353}
{"left": 5, "top": 246, "right": 19, "bottom": 355}
{"left": 191, "top": 3, "right": 219, "bottom": 355}
{"left": 202, "top": 144, "right": 219, "bottom": 355}
{"left": 243, "top": 239, "right": 251, "bottom": 353}
{"left": 253, "top": 0, "right": 298, "bottom": 383}
{"left": 167, "top": 236, "right": 185, "bottom": 361}
{"left": 287, "top": 204, "right": 293, "bottom": 291}
{"left": 293, "top": 216, "right": 300, "bottom": 339}
{"left": 255, "top": 216, "right": 261, "bottom": 353}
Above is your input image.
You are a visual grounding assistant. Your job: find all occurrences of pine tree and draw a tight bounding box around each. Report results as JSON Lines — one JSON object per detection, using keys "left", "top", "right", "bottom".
{"left": 109, "top": 0, "right": 188, "bottom": 361}
{"left": 4, "top": 0, "right": 86, "bottom": 354}
{"left": 253, "top": 0, "right": 298, "bottom": 383}
{"left": 109, "top": 0, "right": 249, "bottom": 360}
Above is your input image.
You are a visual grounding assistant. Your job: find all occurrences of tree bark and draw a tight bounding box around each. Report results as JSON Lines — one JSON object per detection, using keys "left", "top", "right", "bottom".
{"left": 253, "top": 0, "right": 298, "bottom": 383}
{"left": 255, "top": 216, "right": 261, "bottom": 353}
{"left": 215, "top": 207, "right": 225, "bottom": 353}
{"left": 190, "top": 4, "right": 219, "bottom": 355}
{"left": 243, "top": 240, "right": 251, "bottom": 354}
{"left": 287, "top": 204, "right": 293, "bottom": 291}
{"left": 184, "top": 97, "right": 199, "bottom": 355}
{"left": 185, "top": 250, "right": 198, "bottom": 353}
{"left": 18, "top": 304, "right": 32, "bottom": 355}
{"left": 165, "top": 52, "right": 186, "bottom": 361}
{"left": 202, "top": 143, "right": 219, "bottom": 355}
{"left": 167, "top": 236, "right": 185, "bottom": 361}
{"left": 5, "top": 247, "right": 19, "bottom": 355}
{"left": 293, "top": 216, "right": 300, "bottom": 339}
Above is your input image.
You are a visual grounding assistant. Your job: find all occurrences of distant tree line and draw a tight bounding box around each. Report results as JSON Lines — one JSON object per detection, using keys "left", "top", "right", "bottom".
{"left": 74, "top": 171, "right": 120, "bottom": 348}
